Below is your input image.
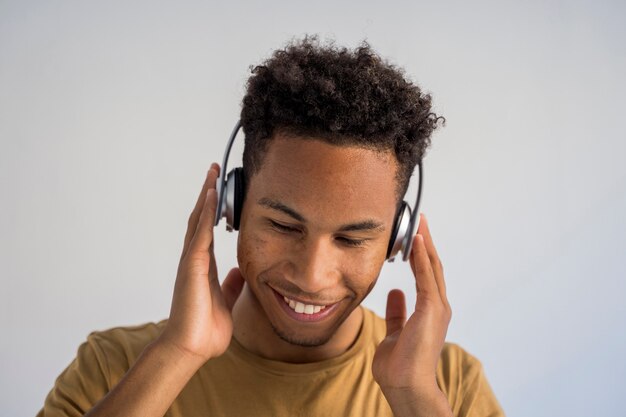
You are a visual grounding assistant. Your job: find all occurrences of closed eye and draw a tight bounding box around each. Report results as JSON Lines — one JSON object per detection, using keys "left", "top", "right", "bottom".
{"left": 269, "top": 220, "right": 299, "bottom": 234}
{"left": 336, "top": 237, "right": 367, "bottom": 247}
{"left": 269, "top": 219, "right": 368, "bottom": 248}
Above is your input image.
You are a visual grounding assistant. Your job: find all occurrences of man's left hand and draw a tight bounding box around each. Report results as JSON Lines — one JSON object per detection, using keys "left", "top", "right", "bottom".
{"left": 372, "top": 213, "right": 453, "bottom": 417}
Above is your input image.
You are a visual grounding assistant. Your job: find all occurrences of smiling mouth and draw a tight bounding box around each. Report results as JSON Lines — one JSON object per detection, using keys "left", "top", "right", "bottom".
{"left": 282, "top": 294, "right": 328, "bottom": 314}
{"left": 270, "top": 287, "right": 341, "bottom": 322}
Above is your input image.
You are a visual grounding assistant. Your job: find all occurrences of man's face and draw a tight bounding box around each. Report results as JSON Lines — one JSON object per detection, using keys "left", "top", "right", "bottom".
{"left": 237, "top": 132, "right": 399, "bottom": 347}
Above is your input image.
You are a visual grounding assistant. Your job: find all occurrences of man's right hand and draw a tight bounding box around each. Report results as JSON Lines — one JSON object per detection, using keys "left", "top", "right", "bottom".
{"left": 83, "top": 164, "right": 245, "bottom": 417}
{"left": 158, "top": 162, "right": 245, "bottom": 365}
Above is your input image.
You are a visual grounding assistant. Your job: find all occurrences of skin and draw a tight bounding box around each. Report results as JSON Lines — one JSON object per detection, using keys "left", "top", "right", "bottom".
{"left": 231, "top": 134, "right": 398, "bottom": 363}
{"left": 83, "top": 132, "right": 452, "bottom": 417}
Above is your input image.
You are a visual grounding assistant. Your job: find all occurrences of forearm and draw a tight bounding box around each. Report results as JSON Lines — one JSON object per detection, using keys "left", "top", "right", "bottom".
{"left": 84, "top": 339, "right": 205, "bottom": 417}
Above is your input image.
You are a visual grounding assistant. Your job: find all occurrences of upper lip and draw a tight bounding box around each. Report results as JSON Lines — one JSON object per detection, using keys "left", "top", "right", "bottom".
{"left": 271, "top": 287, "right": 338, "bottom": 307}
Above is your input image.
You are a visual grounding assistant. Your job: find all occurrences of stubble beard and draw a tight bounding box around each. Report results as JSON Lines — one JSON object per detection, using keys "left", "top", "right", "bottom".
{"left": 269, "top": 322, "right": 332, "bottom": 348}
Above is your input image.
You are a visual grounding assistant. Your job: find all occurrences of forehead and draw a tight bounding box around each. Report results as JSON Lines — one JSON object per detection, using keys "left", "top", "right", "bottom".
{"left": 247, "top": 133, "right": 398, "bottom": 221}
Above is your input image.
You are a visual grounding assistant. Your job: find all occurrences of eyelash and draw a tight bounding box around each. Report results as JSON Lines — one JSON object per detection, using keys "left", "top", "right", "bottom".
{"left": 269, "top": 220, "right": 298, "bottom": 235}
{"left": 268, "top": 220, "right": 367, "bottom": 248}
{"left": 338, "top": 238, "right": 367, "bottom": 248}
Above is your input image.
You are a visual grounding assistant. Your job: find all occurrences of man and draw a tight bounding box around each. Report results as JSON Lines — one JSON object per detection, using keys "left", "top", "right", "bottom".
{"left": 38, "top": 36, "right": 505, "bottom": 416}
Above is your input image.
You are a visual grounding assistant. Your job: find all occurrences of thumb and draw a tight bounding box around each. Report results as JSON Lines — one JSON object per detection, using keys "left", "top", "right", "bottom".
{"left": 385, "top": 289, "right": 407, "bottom": 337}
{"left": 221, "top": 267, "right": 245, "bottom": 312}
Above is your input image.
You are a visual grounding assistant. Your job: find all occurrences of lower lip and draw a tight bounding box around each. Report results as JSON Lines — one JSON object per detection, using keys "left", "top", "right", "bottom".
{"left": 271, "top": 288, "right": 340, "bottom": 322}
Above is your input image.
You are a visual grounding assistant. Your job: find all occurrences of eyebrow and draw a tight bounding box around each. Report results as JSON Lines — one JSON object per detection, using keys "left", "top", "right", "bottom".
{"left": 258, "top": 198, "right": 306, "bottom": 222}
{"left": 338, "top": 220, "right": 385, "bottom": 233}
{"left": 257, "top": 197, "right": 385, "bottom": 233}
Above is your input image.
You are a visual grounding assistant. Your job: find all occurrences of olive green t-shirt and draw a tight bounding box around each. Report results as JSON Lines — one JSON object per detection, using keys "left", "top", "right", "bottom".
{"left": 37, "top": 306, "right": 505, "bottom": 416}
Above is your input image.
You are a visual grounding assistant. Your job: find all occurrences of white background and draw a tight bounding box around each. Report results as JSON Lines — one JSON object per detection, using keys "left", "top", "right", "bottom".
{"left": 2, "top": 1, "right": 625, "bottom": 416}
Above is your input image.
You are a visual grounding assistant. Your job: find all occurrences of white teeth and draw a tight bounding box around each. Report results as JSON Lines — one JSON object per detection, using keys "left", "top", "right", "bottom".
{"left": 282, "top": 295, "right": 327, "bottom": 315}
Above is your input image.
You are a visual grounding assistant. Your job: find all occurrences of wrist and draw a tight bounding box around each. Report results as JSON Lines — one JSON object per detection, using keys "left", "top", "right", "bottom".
{"left": 152, "top": 336, "right": 210, "bottom": 370}
{"left": 382, "top": 384, "right": 453, "bottom": 417}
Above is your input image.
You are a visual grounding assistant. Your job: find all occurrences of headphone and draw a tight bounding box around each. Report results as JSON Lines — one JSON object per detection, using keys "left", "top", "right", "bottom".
{"left": 214, "top": 120, "right": 423, "bottom": 262}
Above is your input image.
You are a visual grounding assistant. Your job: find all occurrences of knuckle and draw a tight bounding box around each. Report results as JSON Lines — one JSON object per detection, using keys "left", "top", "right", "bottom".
{"left": 186, "top": 254, "right": 211, "bottom": 272}
{"left": 415, "top": 262, "right": 430, "bottom": 275}
{"left": 418, "top": 296, "right": 438, "bottom": 311}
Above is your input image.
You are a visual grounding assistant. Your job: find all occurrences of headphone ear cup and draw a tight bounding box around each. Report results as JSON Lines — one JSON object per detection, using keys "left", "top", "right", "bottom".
{"left": 386, "top": 202, "right": 411, "bottom": 260}
{"left": 232, "top": 167, "right": 246, "bottom": 231}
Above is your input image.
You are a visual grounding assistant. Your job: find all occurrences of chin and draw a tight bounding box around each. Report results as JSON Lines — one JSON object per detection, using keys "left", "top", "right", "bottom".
{"left": 269, "top": 323, "right": 334, "bottom": 348}
{"left": 263, "top": 287, "right": 358, "bottom": 348}
{"left": 242, "top": 269, "right": 361, "bottom": 344}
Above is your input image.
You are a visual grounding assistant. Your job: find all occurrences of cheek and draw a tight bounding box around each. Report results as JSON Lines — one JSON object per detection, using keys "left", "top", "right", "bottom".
{"left": 237, "top": 228, "right": 278, "bottom": 281}
{"left": 342, "top": 252, "right": 384, "bottom": 296}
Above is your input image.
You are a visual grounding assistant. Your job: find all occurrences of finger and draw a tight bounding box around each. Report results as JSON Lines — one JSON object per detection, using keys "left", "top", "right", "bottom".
{"left": 207, "top": 242, "right": 221, "bottom": 295}
{"left": 180, "top": 165, "right": 217, "bottom": 261}
{"left": 180, "top": 163, "right": 220, "bottom": 261}
{"left": 221, "top": 267, "right": 246, "bottom": 312}
{"left": 186, "top": 170, "right": 220, "bottom": 259}
{"left": 417, "top": 214, "right": 448, "bottom": 306}
{"left": 385, "top": 289, "right": 406, "bottom": 337}
{"left": 409, "top": 233, "right": 438, "bottom": 297}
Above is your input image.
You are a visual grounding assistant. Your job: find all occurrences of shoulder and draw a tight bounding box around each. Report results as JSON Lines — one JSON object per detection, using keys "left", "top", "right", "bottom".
{"left": 86, "top": 319, "right": 167, "bottom": 349}
{"left": 437, "top": 343, "right": 505, "bottom": 415}
{"left": 84, "top": 319, "right": 167, "bottom": 385}
{"left": 437, "top": 342, "right": 485, "bottom": 388}
{"left": 37, "top": 319, "right": 168, "bottom": 416}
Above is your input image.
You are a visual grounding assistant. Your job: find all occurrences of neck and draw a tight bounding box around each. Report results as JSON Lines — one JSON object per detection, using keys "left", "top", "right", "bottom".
{"left": 231, "top": 284, "right": 364, "bottom": 363}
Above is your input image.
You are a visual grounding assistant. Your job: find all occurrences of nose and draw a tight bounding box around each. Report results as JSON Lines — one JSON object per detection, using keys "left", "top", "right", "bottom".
{"left": 291, "top": 235, "right": 339, "bottom": 294}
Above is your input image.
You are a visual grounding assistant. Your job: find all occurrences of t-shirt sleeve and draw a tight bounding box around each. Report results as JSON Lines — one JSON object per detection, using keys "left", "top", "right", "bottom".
{"left": 453, "top": 344, "right": 506, "bottom": 417}
{"left": 36, "top": 333, "right": 112, "bottom": 417}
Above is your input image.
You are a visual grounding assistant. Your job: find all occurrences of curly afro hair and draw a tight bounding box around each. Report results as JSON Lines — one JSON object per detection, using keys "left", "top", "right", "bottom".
{"left": 240, "top": 35, "right": 445, "bottom": 201}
